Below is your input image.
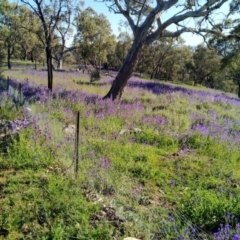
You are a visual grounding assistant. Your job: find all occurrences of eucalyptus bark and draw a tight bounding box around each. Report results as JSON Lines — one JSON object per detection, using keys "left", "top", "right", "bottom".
{"left": 103, "top": 39, "right": 144, "bottom": 100}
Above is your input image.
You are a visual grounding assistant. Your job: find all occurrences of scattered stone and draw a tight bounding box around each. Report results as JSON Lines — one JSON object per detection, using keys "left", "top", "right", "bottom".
{"left": 132, "top": 127, "right": 142, "bottom": 133}
{"left": 21, "top": 224, "right": 30, "bottom": 233}
{"left": 84, "top": 190, "right": 102, "bottom": 203}
{"left": 119, "top": 129, "right": 128, "bottom": 135}
{"left": 120, "top": 128, "right": 142, "bottom": 135}
{"left": 91, "top": 206, "right": 124, "bottom": 228}
{"left": 63, "top": 124, "right": 76, "bottom": 135}
{"left": 159, "top": 189, "right": 165, "bottom": 195}
{"left": 24, "top": 107, "right": 32, "bottom": 113}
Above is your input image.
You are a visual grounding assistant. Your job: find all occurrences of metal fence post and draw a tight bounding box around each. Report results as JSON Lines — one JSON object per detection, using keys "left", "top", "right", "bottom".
{"left": 74, "top": 111, "right": 80, "bottom": 177}
{"left": 7, "top": 77, "right": 9, "bottom": 93}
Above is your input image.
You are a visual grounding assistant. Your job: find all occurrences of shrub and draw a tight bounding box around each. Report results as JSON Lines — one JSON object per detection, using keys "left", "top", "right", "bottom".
{"left": 90, "top": 70, "right": 100, "bottom": 82}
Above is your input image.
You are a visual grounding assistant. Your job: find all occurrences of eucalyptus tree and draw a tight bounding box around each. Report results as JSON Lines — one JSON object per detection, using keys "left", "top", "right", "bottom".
{"left": 173, "top": 46, "right": 193, "bottom": 83}
{"left": 19, "top": 31, "right": 39, "bottom": 61}
{"left": 211, "top": 34, "right": 240, "bottom": 96}
{"left": 51, "top": 2, "right": 84, "bottom": 69}
{"left": 187, "top": 44, "right": 220, "bottom": 87}
{"left": 74, "top": 7, "right": 116, "bottom": 75}
{"left": 0, "top": 0, "right": 22, "bottom": 69}
{"left": 209, "top": 18, "right": 240, "bottom": 96}
{"left": 98, "top": 0, "right": 228, "bottom": 100}
{"left": 115, "top": 32, "right": 132, "bottom": 64}
{"left": 223, "top": 53, "right": 240, "bottom": 97}
{"left": 52, "top": 26, "right": 74, "bottom": 69}
{"left": 136, "top": 38, "right": 178, "bottom": 79}
{"left": 157, "top": 43, "right": 194, "bottom": 82}
{"left": 17, "top": 14, "right": 44, "bottom": 64}
{"left": 20, "top": 0, "right": 82, "bottom": 90}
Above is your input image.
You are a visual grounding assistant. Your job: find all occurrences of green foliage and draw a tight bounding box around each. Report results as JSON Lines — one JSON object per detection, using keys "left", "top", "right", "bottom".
{"left": 2, "top": 67, "right": 240, "bottom": 238}
{"left": 74, "top": 7, "right": 116, "bottom": 70}
{"left": 90, "top": 69, "right": 100, "bottom": 82}
{"left": 178, "top": 189, "right": 240, "bottom": 230}
{"left": 0, "top": 96, "right": 23, "bottom": 120}
{"left": 0, "top": 127, "right": 113, "bottom": 239}
{"left": 134, "top": 129, "right": 178, "bottom": 150}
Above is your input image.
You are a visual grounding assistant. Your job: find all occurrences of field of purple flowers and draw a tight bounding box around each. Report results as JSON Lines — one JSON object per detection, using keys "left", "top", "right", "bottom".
{"left": 1, "top": 68, "right": 240, "bottom": 239}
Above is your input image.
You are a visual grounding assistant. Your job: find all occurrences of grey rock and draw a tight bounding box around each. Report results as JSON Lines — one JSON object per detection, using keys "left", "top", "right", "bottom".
{"left": 120, "top": 128, "right": 142, "bottom": 135}
{"left": 63, "top": 124, "right": 76, "bottom": 135}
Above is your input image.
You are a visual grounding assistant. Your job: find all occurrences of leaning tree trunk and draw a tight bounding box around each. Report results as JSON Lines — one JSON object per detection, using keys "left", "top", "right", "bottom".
{"left": 103, "top": 39, "right": 144, "bottom": 100}
{"left": 46, "top": 46, "right": 53, "bottom": 91}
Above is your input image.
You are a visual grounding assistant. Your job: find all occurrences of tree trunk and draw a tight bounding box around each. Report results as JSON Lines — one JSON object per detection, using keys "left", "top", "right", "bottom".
{"left": 99, "top": 58, "right": 101, "bottom": 77}
{"left": 30, "top": 51, "right": 34, "bottom": 62}
{"left": 238, "top": 81, "right": 240, "bottom": 98}
{"left": 103, "top": 39, "right": 143, "bottom": 100}
{"left": 57, "top": 57, "right": 63, "bottom": 69}
{"left": 22, "top": 51, "right": 27, "bottom": 61}
{"left": 46, "top": 46, "right": 53, "bottom": 91}
{"left": 7, "top": 47, "right": 11, "bottom": 70}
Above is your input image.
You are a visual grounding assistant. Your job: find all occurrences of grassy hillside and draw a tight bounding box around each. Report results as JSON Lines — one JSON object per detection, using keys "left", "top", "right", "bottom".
{"left": 1, "top": 68, "right": 240, "bottom": 239}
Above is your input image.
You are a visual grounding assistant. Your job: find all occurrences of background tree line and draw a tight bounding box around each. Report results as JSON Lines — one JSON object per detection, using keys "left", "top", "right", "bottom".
{"left": 0, "top": 0, "right": 240, "bottom": 97}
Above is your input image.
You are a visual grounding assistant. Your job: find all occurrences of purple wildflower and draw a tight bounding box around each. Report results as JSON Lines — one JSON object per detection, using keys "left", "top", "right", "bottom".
{"left": 99, "top": 157, "right": 111, "bottom": 169}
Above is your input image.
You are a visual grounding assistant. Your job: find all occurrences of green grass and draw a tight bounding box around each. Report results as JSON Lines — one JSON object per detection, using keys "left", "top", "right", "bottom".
{"left": 1, "top": 64, "right": 240, "bottom": 239}
{"left": 0, "top": 125, "right": 116, "bottom": 239}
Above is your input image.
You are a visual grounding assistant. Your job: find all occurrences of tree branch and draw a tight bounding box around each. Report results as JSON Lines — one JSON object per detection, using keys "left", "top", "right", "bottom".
{"left": 104, "top": 0, "right": 137, "bottom": 35}
{"left": 136, "top": 0, "right": 147, "bottom": 27}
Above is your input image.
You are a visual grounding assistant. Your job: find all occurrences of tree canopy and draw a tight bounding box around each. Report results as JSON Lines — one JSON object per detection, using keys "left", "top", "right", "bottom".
{"left": 74, "top": 7, "right": 116, "bottom": 74}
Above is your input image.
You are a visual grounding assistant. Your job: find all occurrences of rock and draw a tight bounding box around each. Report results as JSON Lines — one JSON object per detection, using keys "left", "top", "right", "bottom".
{"left": 120, "top": 129, "right": 129, "bottom": 135}
{"left": 24, "top": 107, "right": 32, "bottom": 113}
{"left": 63, "top": 124, "right": 76, "bottom": 135}
{"left": 120, "top": 128, "right": 142, "bottom": 135}
{"left": 91, "top": 206, "right": 124, "bottom": 228}
{"left": 132, "top": 127, "right": 142, "bottom": 133}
